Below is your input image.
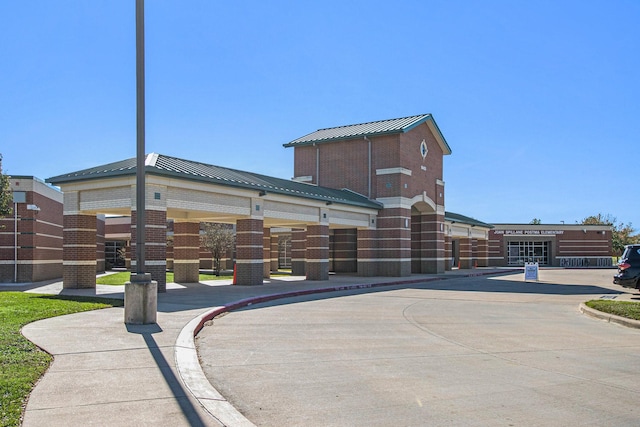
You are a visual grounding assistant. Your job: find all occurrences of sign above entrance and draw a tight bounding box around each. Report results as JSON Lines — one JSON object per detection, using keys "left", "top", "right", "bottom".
{"left": 495, "top": 230, "right": 564, "bottom": 235}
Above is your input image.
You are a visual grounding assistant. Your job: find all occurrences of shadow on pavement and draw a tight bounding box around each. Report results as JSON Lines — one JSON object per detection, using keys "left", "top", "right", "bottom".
{"left": 125, "top": 323, "right": 209, "bottom": 427}
{"left": 155, "top": 272, "right": 624, "bottom": 316}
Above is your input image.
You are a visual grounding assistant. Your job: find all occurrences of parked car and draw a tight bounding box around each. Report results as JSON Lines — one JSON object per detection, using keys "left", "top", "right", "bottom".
{"left": 613, "top": 244, "right": 640, "bottom": 289}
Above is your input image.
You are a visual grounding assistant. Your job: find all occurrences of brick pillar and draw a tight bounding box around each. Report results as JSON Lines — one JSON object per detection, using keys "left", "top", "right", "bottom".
{"left": 63, "top": 213, "right": 97, "bottom": 289}
{"left": 417, "top": 212, "right": 446, "bottom": 274}
{"left": 270, "top": 235, "right": 279, "bottom": 272}
{"left": 263, "top": 228, "right": 271, "bottom": 279}
{"left": 459, "top": 237, "right": 473, "bottom": 269}
{"left": 131, "top": 209, "right": 167, "bottom": 292}
{"left": 357, "top": 228, "right": 377, "bottom": 277}
{"left": 96, "top": 215, "right": 106, "bottom": 273}
{"left": 445, "top": 234, "right": 453, "bottom": 271}
{"left": 173, "top": 221, "right": 200, "bottom": 283}
{"left": 477, "top": 238, "right": 489, "bottom": 267}
{"left": 306, "top": 224, "right": 329, "bottom": 281}
{"left": 374, "top": 207, "right": 411, "bottom": 276}
{"left": 471, "top": 238, "right": 479, "bottom": 268}
{"left": 236, "top": 218, "right": 263, "bottom": 285}
{"left": 332, "top": 229, "right": 357, "bottom": 273}
{"left": 411, "top": 216, "right": 421, "bottom": 274}
{"left": 291, "top": 228, "right": 306, "bottom": 276}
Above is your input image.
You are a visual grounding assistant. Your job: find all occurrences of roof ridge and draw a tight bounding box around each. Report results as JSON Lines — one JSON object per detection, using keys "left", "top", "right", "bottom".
{"left": 316, "top": 114, "right": 429, "bottom": 132}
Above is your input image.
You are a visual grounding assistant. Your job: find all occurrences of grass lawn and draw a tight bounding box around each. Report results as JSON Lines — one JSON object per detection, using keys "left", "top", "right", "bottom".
{"left": 0, "top": 292, "right": 123, "bottom": 427}
{"left": 97, "top": 271, "right": 228, "bottom": 285}
{"left": 585, "top": 299, "right": 640, "bottom": 321}
{"left": 97, "top": 270, "right": 291, "bottom": 285}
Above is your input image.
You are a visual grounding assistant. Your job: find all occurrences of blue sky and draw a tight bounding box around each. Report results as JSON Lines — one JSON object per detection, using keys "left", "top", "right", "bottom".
{"left": 1, "top": 1, "right": 638, "bottom": 229}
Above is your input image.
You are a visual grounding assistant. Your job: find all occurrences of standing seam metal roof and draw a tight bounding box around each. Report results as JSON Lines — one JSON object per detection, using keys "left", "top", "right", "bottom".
{"left": 445, "top": 212, "right": 494, "bottom": 229}
{"left": 283, "top": 114, "right": 449, "bottom": 149}
{"left": 46, "top": 154, "right": 382, "bottom": 209}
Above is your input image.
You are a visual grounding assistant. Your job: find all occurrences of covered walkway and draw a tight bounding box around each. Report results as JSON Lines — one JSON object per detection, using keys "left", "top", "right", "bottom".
{"left": 47, "top": 153, "right": 381, "bottom": 289}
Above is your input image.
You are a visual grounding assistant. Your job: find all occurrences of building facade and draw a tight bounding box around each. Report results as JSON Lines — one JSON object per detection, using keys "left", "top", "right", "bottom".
{"left": 0, "top": 177, "right": 64, "bottom": 282}
{"left": 284, "top": 114, "right": 451, "bottom": 276}
{"left": 0, "top": 115, "right": 615, "bottom": 285}
{"left": 488, "top": 224, "right": 613, "bottom": 267}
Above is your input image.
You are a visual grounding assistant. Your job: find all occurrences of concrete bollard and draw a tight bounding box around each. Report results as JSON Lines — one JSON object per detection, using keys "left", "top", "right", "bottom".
{"left": 124, "top": 273, "right": 157, "bottom": 324}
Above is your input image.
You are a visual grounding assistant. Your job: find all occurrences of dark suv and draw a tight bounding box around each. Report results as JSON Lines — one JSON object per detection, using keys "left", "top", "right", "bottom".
{"left": 614, "top": 244, "right": 640, "bottom": 289}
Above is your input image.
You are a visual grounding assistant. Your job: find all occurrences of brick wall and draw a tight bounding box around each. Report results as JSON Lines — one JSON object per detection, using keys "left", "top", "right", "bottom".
{"left": 173, "top": 221, "right": 200, "bottom": 283}
{"left": 63, "top": 214, "right": 97, "bottom": 288}
{"left": 130, "top": 209, "right": 167, "bottom": 291}
{"left": 306, "top": 224, "right": 329, "bottom": 280}
{"left": 235, "top": 218, "right": 263, "bottom": 285}
{"left": 0, "top": 178, "right": 63, "bottom": 283}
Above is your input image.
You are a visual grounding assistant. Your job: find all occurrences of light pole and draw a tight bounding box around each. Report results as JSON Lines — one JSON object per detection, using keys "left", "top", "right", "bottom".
{"left": 125, "top": 0, "right": 157, "bottom": 325}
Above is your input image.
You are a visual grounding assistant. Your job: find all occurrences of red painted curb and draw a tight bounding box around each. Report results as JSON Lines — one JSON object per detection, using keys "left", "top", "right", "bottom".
{"left": 192, "top": 270, "right": 519, "bottom": 337}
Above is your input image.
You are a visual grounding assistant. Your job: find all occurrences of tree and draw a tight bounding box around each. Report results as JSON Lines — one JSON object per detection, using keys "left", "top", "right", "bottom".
{"left": 529, "top": 218, "right": 542, "bottom": 224}
{"left": 200, "top": 222, "right": 235, "bottom": 275}
{"left": 580, "top": 213, "right": 637, "bottom": 256}
{"left": 0, "top": 154, "right": 12, "bottom": 219}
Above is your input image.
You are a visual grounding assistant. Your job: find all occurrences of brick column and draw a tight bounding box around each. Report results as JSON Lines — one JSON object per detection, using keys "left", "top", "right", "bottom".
{"left": 306, "top": 224, "right": 329, "bottom": 280}
{"left": 96, "top": 215, "right": 105, "bottom": 273}
{"left": 173, "top": 221, "right": 200, "bottom": 283}
{"left": 270, "top": 235, "right": 279, "bottom": 272}
{"left": 263, "top": 228, "right": 271, "bottom": 279}
{"left": 333, "top": 229, "right": 357, "bottom": 273}
{"left": 357, "top": 228, "right": 377, "bottom": 276}
{"left": 63, "top": 213, "right": 97, "bottom": 289}
{"left": 411, "top": 216, "right": 421, "bottom": 274}
{"left": 62, "top": 191, "right": 97, "bottom": 289}
{"left": 477, "top": 238, "right": 489, "bottom": 267}
{"left": 458, "top": 237, "right": 473, "bottom": 269}
{"left": 291, "top": 228, "right": 306, "bottom": 276}
{"left": 417, "top": 212, "right": 446, "bottom": 274}
{"left": 236, "top": 218, "right": 263, "bottom": 285}
{"left": 374, "top": 207, "right": 411, "bottom": 276}
{"left": 131, "top": 209, "right": 167, "bottom": 292}
{"left": 445, "top": 234, "right": 453, "bottom": 271}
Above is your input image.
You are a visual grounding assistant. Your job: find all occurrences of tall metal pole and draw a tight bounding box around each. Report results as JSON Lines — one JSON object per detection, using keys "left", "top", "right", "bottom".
{"left": 135, "top": 0, "right": 146, "bottom": 275}
{"left": 125, "top": 0, "right": 156, "bottom": 325}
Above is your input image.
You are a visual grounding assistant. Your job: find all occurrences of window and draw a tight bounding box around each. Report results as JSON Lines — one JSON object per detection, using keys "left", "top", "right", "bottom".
{"left": 105, "top": 240, "right": 127, "bottom": 267}
{"left": 507, "top": 241, "right": 549, "bottom": 265}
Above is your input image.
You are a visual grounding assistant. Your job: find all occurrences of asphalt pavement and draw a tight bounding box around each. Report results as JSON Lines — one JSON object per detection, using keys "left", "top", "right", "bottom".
{"left": 6, "top": 268, "right": 639, "bottom": 426}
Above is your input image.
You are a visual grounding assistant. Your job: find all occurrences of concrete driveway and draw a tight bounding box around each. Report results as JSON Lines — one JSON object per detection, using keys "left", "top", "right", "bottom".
{"left": 196, "top": 269, "right": 640, "bottom": 426}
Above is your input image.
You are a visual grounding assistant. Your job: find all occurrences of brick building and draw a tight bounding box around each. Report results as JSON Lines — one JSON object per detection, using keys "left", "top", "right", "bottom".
{"left": 488, "top": 223, "right": 613, "bottom": 267}
{"left": 1, "top": 114, "right": 613, "bottom": 286}
{"left": 47, "top": 153, "right": 381, "bottom": 289}
{"left": 285, "top": 114, "right": 451, "bottom": 276}
{"left": 0, "top": 177, "right": 64, "bottom": 282}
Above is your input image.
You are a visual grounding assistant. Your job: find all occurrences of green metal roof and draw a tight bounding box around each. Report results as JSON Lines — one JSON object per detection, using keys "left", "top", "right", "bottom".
{"left": 283, "top": 114, "right": 452, "bottom": 154}
{"left": 445, "top": 211, "right": 494, "bottom": 229}
{"left": 47, "top": 153, "right": 382, "bottom": 209}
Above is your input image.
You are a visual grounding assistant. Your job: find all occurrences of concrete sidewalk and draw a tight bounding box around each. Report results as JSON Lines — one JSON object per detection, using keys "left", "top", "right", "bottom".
{"left": 12, "top": 268, "right": 626, "bottom": 426}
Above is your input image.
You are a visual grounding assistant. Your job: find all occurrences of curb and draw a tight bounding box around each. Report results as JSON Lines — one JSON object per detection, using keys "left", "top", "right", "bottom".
{"left": 579, "top": 303, "right": 640, "bottom": 329}
{"left": 174, "top": 269, "right": 519, "bottom": 426}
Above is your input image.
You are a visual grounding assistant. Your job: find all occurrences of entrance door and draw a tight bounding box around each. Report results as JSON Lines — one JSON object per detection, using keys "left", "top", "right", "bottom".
{"left": 507, "top": 241, "right": 549, "bottom": 266}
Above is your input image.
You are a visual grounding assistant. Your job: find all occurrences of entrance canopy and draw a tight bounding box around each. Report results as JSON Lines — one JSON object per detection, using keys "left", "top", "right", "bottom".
{"left": 47, "top": 153, "right": 381, "bottom": 230}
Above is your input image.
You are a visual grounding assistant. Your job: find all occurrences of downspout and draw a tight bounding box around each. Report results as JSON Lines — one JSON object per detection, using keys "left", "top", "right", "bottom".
{"left": 314, "top": 142, "right": 319, "bottom": 185}
{"left": 364, "top": 136, "right": 371, "bottom": 198}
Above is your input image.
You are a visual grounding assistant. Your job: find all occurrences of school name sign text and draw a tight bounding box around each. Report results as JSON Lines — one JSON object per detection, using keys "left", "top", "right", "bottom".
{"left": 494, "top": 230, "right": 565, "bottom": 235}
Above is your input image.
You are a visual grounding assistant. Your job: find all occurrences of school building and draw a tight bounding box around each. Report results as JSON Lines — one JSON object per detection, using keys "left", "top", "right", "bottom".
{"left": 0, "top": 114, "right": 613, "bottom": 286}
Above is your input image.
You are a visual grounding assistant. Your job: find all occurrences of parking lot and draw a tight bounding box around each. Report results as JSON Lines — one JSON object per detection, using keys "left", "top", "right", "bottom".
{"left": 197, "top": 269, "right": 640, "bottom": 426}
